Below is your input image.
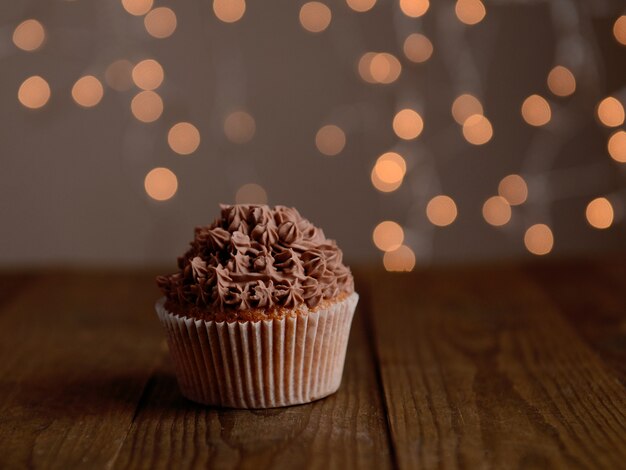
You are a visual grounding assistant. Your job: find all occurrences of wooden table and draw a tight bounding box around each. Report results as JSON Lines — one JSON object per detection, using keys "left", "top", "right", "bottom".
{"left": 1, "top": 261, "right": 625, "bottom": 469}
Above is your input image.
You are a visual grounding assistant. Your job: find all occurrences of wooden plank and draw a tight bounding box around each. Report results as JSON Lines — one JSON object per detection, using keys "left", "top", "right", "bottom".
{"left": 369, "top": 266, "right": 626, "bottom": 469}
{"left": 111, "top": 270, "right": 393, "bottom": 470}
{"left": 0, "top": 271, "right": 38, "bottom": 310}
{"left": 0, "top": 271, "right": 164, "bottom": 469}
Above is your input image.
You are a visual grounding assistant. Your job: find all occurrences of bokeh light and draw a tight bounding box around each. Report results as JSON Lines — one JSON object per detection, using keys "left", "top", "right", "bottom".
{"left": 608, "top": 130, "right": 626, "bottom": 163}
{"left": 373, "top": 221, "right": 404, "bottom": 251}
{"left": 213, "top": 0, "right": 246, "bottom": 23}
{"left": 13, "top": 19, "right": 45, "bottom": 52}
{"left": 524, "top": 224, "right": 553, "bottom": 255}
{"left": 498, "top": 174, "right": 528, "bottom": 206}
{"left": 586, "top": 197, "right": 614, "bottom": 229}
{"left": 235, "top": 183, "right": 268, "bottom": 204}
{"left": 482, "top": 196, "right": 511, "bottom": 226}
{"left": 369, "top": 53, "right": 401, "bottom": 84}
{"left": 144, "top": 7, "right": 177, "bottom": 39}
{"left": 371, "top": 152, "right": 406, "bottom": 192}
{"left": 399, "top": 0, "right": 429, "bottom": 18}
{"left": 144, "top": 167, "right": 177, "bottom": 201}
{"left": 462, "top": 114, "right": 493, "bottom": 145}
{"left": 132, "top": 59, "right": 164, "bottom": 91}
{"left": 168, "top": 122, "right": 200, "bottom": 155}
{"left": 426, "top": 195, "right": 457, "bottom": 227}
{"left": 18, "top": 76, "right": 50, "bottom": 109}
{"left": 105, "top": 60, "right": 134, "bottom": 91}
{"left": 452, "top": 94, "right": 483, "bottom": 124}
{"left": 299, "top": 2, "right": 331, "bottom": 33}
{"left": 315, "top": 125, "right": 346, "bottom": 156}
{"left": 614, "top": 15, "right": 626, "bottom": 46}
{"left": 71, "top": 76, "right": 104, "bottom": 108}
{"left": 121, "top": 0, "right": 153, "bottom": 16}
{"left": 224, "top": 111, "right": 256, "bottom": 144}
{"left": 131, "top": 90, "right": 163, "bottom": 123}
{"left": 383, "top": 245, "right": 416, "bottom": 272}
{"left": 455, "top": 0, "right": 486, "bottom": 25}
{"left": 358, "top": 53, "right": 377, "bottom": 83}
{"left": 521, "top": 95, "right": 551, "bottom": 126}
{"left": 547, "top": 66, "right": 576, "bottom": 97}
{"left": 403, "top": 33, "right": 433, "bottom": 63}
{"left": 393, "top": 109, "right": 424, "bottom": 140}
{"left": 596, "top": 97, "right": 625, "bottom": 127}
{"left": 346, "top": 0, "right": 376, "bottom": 13}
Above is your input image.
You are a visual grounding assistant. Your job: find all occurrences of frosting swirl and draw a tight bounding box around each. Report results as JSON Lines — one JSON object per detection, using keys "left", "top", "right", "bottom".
{"left": 158, "top": 204, "right": 354, "bottom": 313}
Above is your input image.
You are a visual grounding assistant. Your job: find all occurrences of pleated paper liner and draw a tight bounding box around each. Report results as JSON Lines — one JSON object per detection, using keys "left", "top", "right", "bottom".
{"left": 155, "top": 293, "right": 359, "bottom": 408}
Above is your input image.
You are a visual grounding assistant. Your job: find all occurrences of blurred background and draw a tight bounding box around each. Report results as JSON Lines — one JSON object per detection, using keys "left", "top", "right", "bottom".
{"left": 1, "top": 0, "right": 625, "bottom": 270}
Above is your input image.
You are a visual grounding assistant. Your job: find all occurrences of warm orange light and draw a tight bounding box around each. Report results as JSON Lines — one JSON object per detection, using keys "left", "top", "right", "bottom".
{"left": 498, "top": 174, "right": 527, "bottom": 206}
{"left": 144, "top": 167, "right": 177, "bottom": 201}
{"left": 213, "top": 0, "right": 246, "bottom": 23}
{"left": 224, "top": 111, "right": 256, "bottom": 144}
{"left": 426, "top": 195, "right": 457, "bottom": 227}
{"left": 371, "top": 152, "right": 406, "bottom": 192}
{"left": 144, "top": 7, "right": 177, "bottom": 38}
{"left": 524, "top": 224, "right": 553, "bottom": 255}
{"left": 357, "top": 53, "right": 377, "bottom": 84}
{"left": 614, "top": 15, "right": 626, "bottom": 46}
{"left": 315, "top": 125, "right": 346, "bottom": 156}
{"left": 235, "top": 183, "right": 268, "bottom": 204}
{"left": 482, "top": 196, "right": 511, "bottom": 226}
{"left": 299, "top": 2, "right": 331, "bottom": 33}
{"left": 521, "top": 95, "right": 551, "bottom": 126}
{"left": 455, "top": 0, "right": 486, "bottom": 25}
{"left": 346, "top": 0, "right": 376, "bottom": 13}
{"left": 451, "top": 94, "right": 483, "bottom": 124}
{"left": 18, "top": 76, "right": 50, "bottom": 109}
{"left": 121, "top": 0, "right": 153, "bottom": 16}
{"left": 608, "top": 130, "right": 626, "bottom": 163}
{"left": 105, "top": 60, "right": 134, "bottom": 91}
{"left": 399, "top": 0, "right": 429, "bottom": 18}
{"left": 383, "top": 245, "right": 416, "bottom": 272}
{"left": 71, "top": 76, "right": 104, "bottom": 108}
{"left": 13, "top": 19, "right": 45, "bottom": 52}
{"left": 369, "top": 53, "right": 401, "bottom": 84}
{"left": 462, "top": 114, "right": 493, "bottom": 145}
{"left": 373, "top": 221, "right": 404, "bottom": 251}
{"left": 547, "top": 66, "right": 576, "bottom": 97}
{"left": 393, "top": 109, "right": 424, "bottom": 140}
{"left": 586, "top": 198, "right": 614, "bottom": 229}
{"left": 596, "top": 97, "right": 625, "bottom": 127}
{"left": 131, "top": 91, "right": 163, "bottom": 123}
{"left": 168, "top": 122, "right": 200, "bottom": 155}
{"left": 132, "top": 59, "right": 164, "bottom": 90}
{"left": 403, "top": 33, "right": 433, "bottom": 63}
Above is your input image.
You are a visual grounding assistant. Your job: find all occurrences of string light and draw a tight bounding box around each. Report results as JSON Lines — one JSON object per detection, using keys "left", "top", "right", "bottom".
{"left": 596, "top": 97, "right": 625, "bottom": 127}
{"left": 383, "top": 245, "right": 416, "bottom": 272}
{"left": 299, "top": 2, "right": 331, "bottom": 33}
{"left": 586, "top": 197, "right": 614, "bottom": 229}
{"left": 315, "top": 125, "right": 346, "bottom": 156}
{"left": 132, "top": 59, "right": 164, "bottom": 91}
{"left": 399, "top": 0, "right": 429, "bottom": 18}
{"left": 498, "top": 174, "right": 528, "bottom": 205}
{"left": 455, "top": 0, "right": 486, "bottom": 25}
{"left": 346, "top": 0, "right": 376, "bottom": 13}
{"left": 369, "top": 53, "right": 401, "bottom": 84}
{"left": 18, "top": 76, "right": 50, "bottom": 109}
{"left": 358, "top": 53, "right": 377, "bottom": 83}
{"left": 403, "top": 34, "right": 433, "bottom": 63}
{"left": 392, "top": 109, "right": 424, "bottom": 140}
{"left": 462, "top": 114, "right": 493, "bottom": 145}
{"left": 372, "top": 221, "right": 404, "bottom": 251}
{"left": 121, "top": 0, "right": 153, "bottom": 16}
{"left": 105, "top": 60, "right": 134, "bottom": 91}
{"left": 144, "top": 7, "right": 177, "bottom": 39}
{"left": 12, "top": 19, "right": 45, "bottom": 52}
{"left": 371, "top": 152, "right": 406, "bottom": 192}
{"left": 524, "top": 224, "right": 553, "bottom": 255}
{"left": 213, "top": 0, "right": 246, "bottom": 23}
{"left": 521, "top": 95, "right": 551, "bottom": 126}
{"left": 451, "top": 94, "right": 483, "bottom": 124}
{"left": 482, "top": 196, "right": 511, "bottom": 226}
{"left": 224, "top": 111, "right": 256, "bottom": 144}
{"left": 613, "top": 15, "right": 626, "bottom": 46}
{"left": 131, "top": 90, "right": 163, "bottom": 123}
{"left": 235, "top": 183, "right": 268, "bottom": 204}
{"left": 168, "top": 122, "right": 200, "bottom": 155}
{"left": 71, "top": 75, "right": 104, "bottom": 108}
{"left": 608, "top": 130, "right": 626, "bottom": 163}
{"left": 547, "top": 66, "right": 576, "bottom": 97}
{"left": 426, "top": 195, "right": 457, "bottom": 227}
{"left": 144, "top": 167, "right": 177, "bottom": 201}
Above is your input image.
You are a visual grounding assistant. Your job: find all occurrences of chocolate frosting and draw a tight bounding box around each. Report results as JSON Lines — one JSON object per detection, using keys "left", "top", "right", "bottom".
{"left": 157, "top": 205, "right": 354, "bottom": 312}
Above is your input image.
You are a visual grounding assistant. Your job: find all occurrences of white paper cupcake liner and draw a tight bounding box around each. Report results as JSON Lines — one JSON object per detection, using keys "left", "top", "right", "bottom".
{"left": 155, "top": 293, "right": 359, "bottom": 408}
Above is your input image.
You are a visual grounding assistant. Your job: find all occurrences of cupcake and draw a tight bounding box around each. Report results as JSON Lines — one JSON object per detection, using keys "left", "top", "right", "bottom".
{"left": 155, "top": 204, "right": 358, "bottom": 408}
